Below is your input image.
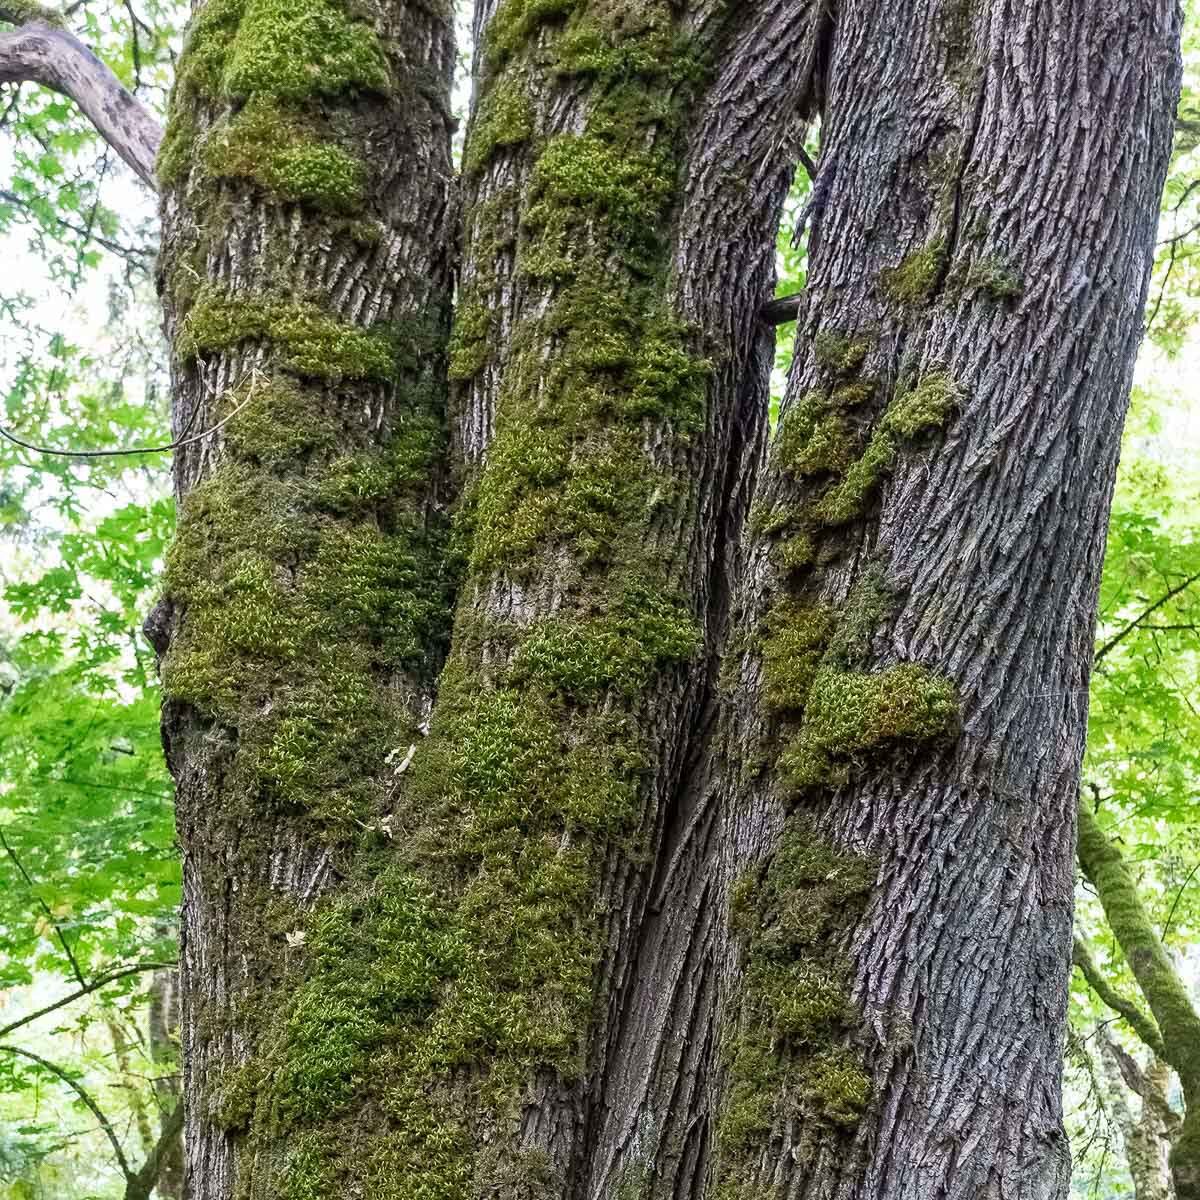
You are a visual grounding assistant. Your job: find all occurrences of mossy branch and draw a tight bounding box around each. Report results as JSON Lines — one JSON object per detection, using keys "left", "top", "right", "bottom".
{"left": 1078, "top": 799, "right": 1200, "bottom": 1197}
{"left": 1077, "top": 802, "right": 1200, "bottom": 1081}
{"left": 1072, "top": 935, "right": 1166, "bottom": 1058}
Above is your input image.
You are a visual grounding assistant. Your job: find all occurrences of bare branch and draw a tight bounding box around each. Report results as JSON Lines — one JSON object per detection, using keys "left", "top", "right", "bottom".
{"left": 1094, "top": 569, "right": 1200, "bottom": 666}
{"left": 0, "top": 16, "right": 161, "bottom": 189}
{"left": 0, "top": 1043, "right": 133, "bottom": 1179}
{"left": 0, "top": 959, "right": 174, "bottom": 1041}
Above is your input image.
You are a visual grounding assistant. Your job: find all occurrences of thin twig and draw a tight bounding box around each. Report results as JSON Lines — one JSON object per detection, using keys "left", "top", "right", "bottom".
{"left": 1162, "top": 860, "right": 1200, "bottom": 944}
{"left": 1094, "top": 569, "right": 1200, "bottom": 665}
{"left": 0, "top": 374, "right": 257, "bottom": 459}
{"left": 0, "top": 827, "right": 86, "bottom": 987}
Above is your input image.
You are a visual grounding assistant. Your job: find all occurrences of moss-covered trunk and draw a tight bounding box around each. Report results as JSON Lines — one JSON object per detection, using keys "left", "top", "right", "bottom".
{"left": 153, "top": 0, "right": 456, "bottom": 1193}
{"left": 1080, "top": 803, "right": 1200, "bottom": 1200}
{"left": 151, "top": 0, "right": 1182, "bottom": 1197}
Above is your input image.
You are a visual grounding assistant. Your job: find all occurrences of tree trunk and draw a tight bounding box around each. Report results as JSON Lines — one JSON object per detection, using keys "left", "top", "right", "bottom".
{"left": 148, "top": 0, "right": 1182, "bottom": 1197}
{"left": 153, "top": 0, "right": 456, "bottom": 1194}
{"left": 1099, "top": 1037, "right": 1175, "bottom": 1200}
{"left": 698, "top": 2, "right": 1182, "bottom": 1198}
{"left": 149, "top": 966, "right": 184, "bottom": 1199}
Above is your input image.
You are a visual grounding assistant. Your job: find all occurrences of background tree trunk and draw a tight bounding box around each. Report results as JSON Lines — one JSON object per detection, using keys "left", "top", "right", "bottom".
{"left": 1099, "top": 1036, "right": 1176, "bottom": 1200}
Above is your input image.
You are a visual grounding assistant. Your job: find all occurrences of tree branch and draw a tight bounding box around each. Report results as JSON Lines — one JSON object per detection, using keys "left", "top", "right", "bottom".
{"left": 1099, "top": 1032, "right": 1182, "bottom": 1135}
{"left": 1077, "top": 800, "right": 1200, "bottom": 1091}
{"left": 0, "top": 1043, "right": 133, "bottom": 1179}
{"left": 0, "top": 15, "right": 161, "bottom": 189}
{"left": 1094, "top": 569, "right": 1200, "bottom": 665}
{"left": 1073, "top": 935, "right": 1167, "bottom": 1059}
{"left": 761, "top": 292, "right": 804, "bottom": 326}
{"left": 0, "top": 959, "right": 174, "bottom": 1041}
{"left": 0, "top": 827, "right": 86, "bottom": 988}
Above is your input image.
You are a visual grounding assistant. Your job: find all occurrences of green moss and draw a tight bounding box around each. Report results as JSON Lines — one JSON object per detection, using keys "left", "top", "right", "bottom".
{"left": 807, "top": 373, "right": 960, "bottom": 527}
{"left": 760, "top": 600, "right": 837, "bottom": 712}
{"left": 813, "top": 333, "right": 870, "bottom": 376}
{"left": 181, "top": 286, "right": 397, "bottom": 381}
{"left": 773, "top": 531, "right": 816, "bottom": 573}
{"left": 884, "top": 372, "right": 962, "bottom": 439}
{"left": 221, "top": 376, "right": 337, "bottom": 464}
{"left": 467, "top": 281, "right": 708, "bottom": 574}
{"left": 222, "top": 0, "right": 389, "bottom": 101}
{"left": 485, "top": 0, "right": 578, "bottom": 65}
{"left": 556, "top": 11, "right": 700, "bottom": 84}
{"left": 173, "top": 0, "right": 244, "bottom": 96}
{"left": 781, "top": 412, "right": 860, "bottom": 477}
{"left": 811, "top": 425, "right": 896, "bottom": 527}
{"left": 157, "top": 102, "right": 200, "bottom": 188}
{"left": 881, "top": 240, "right": 946, "bottom": 306}
{"left": 268, "top": 870, "right": 463, "bottom": 1124}
{"left": 0, "top": 1, "right": 64, "bottom": 25}
{"left": 464, "top": 75, "right": 535, "bottom": 175}
{"left": 447, "top": 297, "right": 492, "bottom": 380}
{"left": 826, "top": 567, "right": 893, "bottom": 668}
{"left": 716, "top": 822, "right": 874, "bottom": 1190}
{"left": 513, "top": 584, "right": 699, "bottom": 697}
{"left": 203, "top": 99, "right": 366, "bottom": 212}
{"left": 522, "top": 134, "right": 674, "bottom": 273}
{"left": 959, "top": 254, "right": 1023, "bottom": 302}
{"left": 316, "top": 414, "right": 443, "bottom": 511}
{"left": 780, "top": 664, "right": 959, "bottom": 791}
{"left": 830, "top": 380, "right": 875, "bottom": 408}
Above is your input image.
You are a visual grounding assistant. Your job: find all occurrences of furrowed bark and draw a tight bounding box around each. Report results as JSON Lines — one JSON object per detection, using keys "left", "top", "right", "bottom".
{"left": 152, "top": 0, "right": 456, "bottom": 1194}
{"left": 703, "top": 2, "right": 1183, "bottom": 1199}
{"left": 379, "top": 2, "right": 823, "bottom": 1193}
{"left": 1079, "top": 802, "right": 1200, "bottom": 1199}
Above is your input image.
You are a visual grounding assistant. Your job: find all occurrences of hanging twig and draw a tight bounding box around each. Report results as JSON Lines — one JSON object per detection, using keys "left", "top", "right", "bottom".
{"left": 0, "top": 373, "right": 258, "bottom": 459}
{"left": 0, "top": 827, "right": 86, "bottom": 988}
{"left": 0, "top": 1043, "right": 133, "bottom": 1180}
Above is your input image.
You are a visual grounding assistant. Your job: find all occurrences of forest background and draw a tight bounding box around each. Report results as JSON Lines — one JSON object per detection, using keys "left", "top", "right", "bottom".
{"left": 0, "top": 1, "right": 1197, "bottom": 1196}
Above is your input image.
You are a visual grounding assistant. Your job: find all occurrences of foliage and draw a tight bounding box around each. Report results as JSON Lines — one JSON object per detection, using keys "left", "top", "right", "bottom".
{"left": 0, "top": 0, "right": 183, "bottom": 1191}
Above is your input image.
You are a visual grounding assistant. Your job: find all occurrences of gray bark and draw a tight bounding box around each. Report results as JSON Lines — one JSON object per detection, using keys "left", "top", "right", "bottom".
{"left": 697, "top": 2, "right": 1184, "bottom": 1199}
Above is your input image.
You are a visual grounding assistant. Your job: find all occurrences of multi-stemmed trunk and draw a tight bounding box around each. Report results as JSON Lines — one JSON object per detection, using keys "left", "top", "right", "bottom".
{"left": 143, "top": 0, "right": 1182, "bottom": 1197}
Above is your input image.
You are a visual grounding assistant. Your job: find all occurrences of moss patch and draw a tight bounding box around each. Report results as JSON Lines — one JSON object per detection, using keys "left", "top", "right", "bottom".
{"left": 715, "top": 821, "right": 874, "bottom": 1195}
{"left": 779, "top": 664, "right": 959, "bottom": 791}
{"left": 881, "top": 240, "right": 946, "bottom": 306}
{"left": 464, "top": 75, "right": 535, "bottom": 175}
{"left": 181, "top": 286, "right": 398, "bottom": 381}
{"left": 222, "top": 0, "right": 389, "bottom": 101}
{"left": 202, "top": 99, "right": 366, "bottom": 212}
